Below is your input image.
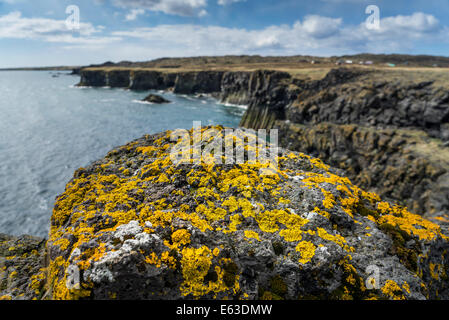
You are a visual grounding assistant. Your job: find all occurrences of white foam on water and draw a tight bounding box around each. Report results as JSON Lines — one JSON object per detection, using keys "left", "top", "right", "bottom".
{"left": 219, "top": 102, "right": 248, "bottom": 110}
{"left": 132, "top": 99, "right": 154, "bottom": 105}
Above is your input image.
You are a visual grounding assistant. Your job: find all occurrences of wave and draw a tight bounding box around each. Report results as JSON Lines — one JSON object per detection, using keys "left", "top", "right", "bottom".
{"left": 132, "top": 99, "right": 154, "bottom": 105}
{"left": 219, "top": 102, "right": 248, "bottom": 110}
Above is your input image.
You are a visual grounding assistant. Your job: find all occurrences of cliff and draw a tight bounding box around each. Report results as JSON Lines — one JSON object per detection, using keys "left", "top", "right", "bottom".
{"left": 3, "top": 127, "right": 449, "bottom": 300}
{"left": 78, "top": 68, "right": 294, "bottom": 128}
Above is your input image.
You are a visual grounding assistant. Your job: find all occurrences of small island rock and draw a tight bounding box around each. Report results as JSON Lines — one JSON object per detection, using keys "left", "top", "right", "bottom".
{"left": 142, "top": 94, "right": 171, "bottom": 104}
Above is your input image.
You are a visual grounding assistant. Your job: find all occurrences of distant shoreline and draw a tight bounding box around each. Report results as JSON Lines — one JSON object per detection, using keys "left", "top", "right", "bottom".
{"left": 2, "top": 53, "right": 449, "bottom": 72}
{"left": 0, "top": 66, "right": 80, "bottom": 71}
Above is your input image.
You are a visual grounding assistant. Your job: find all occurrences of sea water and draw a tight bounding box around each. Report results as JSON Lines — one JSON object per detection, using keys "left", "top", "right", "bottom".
{"left": 0, "top": 71, "right": 245, "bottom": 237}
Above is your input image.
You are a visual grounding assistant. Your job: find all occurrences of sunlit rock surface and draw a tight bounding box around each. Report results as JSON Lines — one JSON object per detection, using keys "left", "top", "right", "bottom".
{"left": 41, "top": 127, "right": 449, "bottom": 300}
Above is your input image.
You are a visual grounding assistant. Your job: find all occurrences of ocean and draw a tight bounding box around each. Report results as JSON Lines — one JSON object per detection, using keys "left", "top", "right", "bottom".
{"left": 0, "top": 71, "right": 245, "bottom": 238}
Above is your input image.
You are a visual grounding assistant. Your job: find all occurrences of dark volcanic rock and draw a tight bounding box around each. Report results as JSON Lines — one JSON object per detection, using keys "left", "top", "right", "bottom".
{"left": 173, "top": 71, "right": 224, "bottom": 94}
{"left": 77, "top": 69, "right": 108, "bottom": 87}
{"left": 285, "top": 70, "right": 449, "bottom": 141}
{"left": 142, "top": 94, "right": 171, "bottom": 104}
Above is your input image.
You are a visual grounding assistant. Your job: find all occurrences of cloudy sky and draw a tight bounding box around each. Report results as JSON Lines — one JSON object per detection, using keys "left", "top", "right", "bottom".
{"left": 0, "top": 0, "right": 448, "bottom": 67}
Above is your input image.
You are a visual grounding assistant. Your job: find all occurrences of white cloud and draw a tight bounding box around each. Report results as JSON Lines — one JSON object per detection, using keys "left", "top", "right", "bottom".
{"left": 108, "top": 12, "right": 448, "bottom": 57}
{"left": 341, "top": 12, "right": 445, "bottom": 52}
{"left": 0, "top": 11, "right": 120, "bottom": 44}
{"left": 217, "top": 0, "right": 246, "bottom": 5}
{"left": 112, "top": 0, "right": 208, "bottom": 17}
{"left": 301, "top": 15, "right": 342, "bottom": 39}
{"left": 379, "top": 12, "right": 440, "bottom": 33}
{"left": 1, "top": 10, "right": 447, "bottom": 63}
{"left": 125, "top": 8, "right": 146, "bottom": 21}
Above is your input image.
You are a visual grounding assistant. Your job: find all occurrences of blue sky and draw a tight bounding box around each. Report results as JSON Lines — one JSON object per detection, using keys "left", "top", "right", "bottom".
{"left": 0, "top": 0, "right": 449, "bottom": 67}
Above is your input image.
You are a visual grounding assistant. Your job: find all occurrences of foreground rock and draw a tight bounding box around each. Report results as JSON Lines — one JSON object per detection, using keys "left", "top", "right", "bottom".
{"left": 0, "top": 234, "right": 47, "bottom": 300}
{"left": 43, "top": 127, "right": 449, "bottom": 300}
{"left": 142, "top": 94, "right": 171, "bottom": 104}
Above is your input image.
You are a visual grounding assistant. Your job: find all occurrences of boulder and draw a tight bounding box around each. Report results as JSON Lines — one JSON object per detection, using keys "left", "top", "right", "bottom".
{"left": 142, "top": 94, "right": 171, "bottom": 104}
{"left": 44, "top": 127, "right": 449, "bottom": 300}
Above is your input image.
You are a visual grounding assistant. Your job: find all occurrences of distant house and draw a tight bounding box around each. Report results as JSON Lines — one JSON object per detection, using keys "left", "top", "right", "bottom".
{"left": 387, "top": 63, "right": 396, "bottom": 67}
{"left": 345, "top": 60, "right": 353, "bottom": 64}
{"left": 364, "top": 61, "right": 373, "bottom": 65}
{"left": 335, "top": 59, "right": 344, "bottom": 65}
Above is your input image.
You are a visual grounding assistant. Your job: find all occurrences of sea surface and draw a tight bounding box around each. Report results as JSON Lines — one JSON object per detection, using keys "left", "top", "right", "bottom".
{"left": 0, "top": 71, "right": 245, "bottom": 237}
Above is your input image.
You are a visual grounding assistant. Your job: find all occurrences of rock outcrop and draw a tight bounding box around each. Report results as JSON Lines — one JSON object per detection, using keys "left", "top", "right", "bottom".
{"left": 24, "top": 127, "right": 448, "bottom": 300}
{"left": 2, "top": 127, "right": 449, "bottom": 300}
{"left": 142, "top": 94, "right": 171, "bottom": 104}
{"left": 285, "top": 68, "right": 449, "bottom": 142}
{"left": 0, "top": 234, "right": 47, "bottom": 300}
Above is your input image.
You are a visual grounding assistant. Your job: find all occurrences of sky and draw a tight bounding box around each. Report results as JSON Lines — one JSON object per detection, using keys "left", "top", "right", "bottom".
{"left": 0, "top": 0, "right": 449, "bottom": 68}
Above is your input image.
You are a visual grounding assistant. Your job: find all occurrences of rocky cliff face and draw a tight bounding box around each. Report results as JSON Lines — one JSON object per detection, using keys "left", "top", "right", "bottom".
{"left": 271, "top": 69, "right": 449, "bottom": 218}
{"left": 78, "top": 68, "right": 293, "bottom": 128}
{"left": 236, "top": 68, "right": 448, "bottom": 218}
{"left": 285, "top": 68, "right": 449, "bottom": 142}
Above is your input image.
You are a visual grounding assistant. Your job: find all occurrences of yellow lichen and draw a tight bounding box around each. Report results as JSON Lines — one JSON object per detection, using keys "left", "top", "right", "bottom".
{"left": 381, "top": 280, "right": 405, "bottom": 300}
{"left": 244, "top": 230, "right": 261, "bottom": 241}
{"left": 46, "top": 126, "right": 449, "bottom": 300}
{"left": 296, "top": 241, "right": 316, "bottom": 264}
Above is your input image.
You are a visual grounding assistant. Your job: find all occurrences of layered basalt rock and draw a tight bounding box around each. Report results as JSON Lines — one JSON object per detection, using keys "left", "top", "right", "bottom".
{"left": 130, "top": 70, "right": 176, "bottom": 91}
{"left": 285, "top": 68, "right": 449, "bottom": 141}
{"left": 173, "top": 71, "right": 224, "bottom": 94}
